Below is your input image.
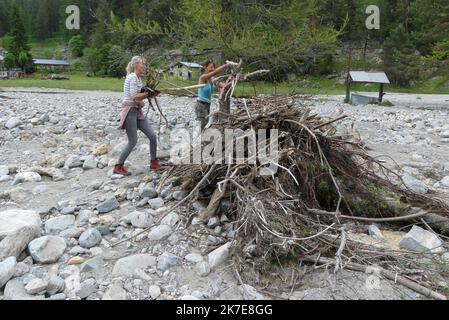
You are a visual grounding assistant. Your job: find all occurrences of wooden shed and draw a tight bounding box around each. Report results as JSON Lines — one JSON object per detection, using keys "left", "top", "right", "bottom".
{"left": 33, "top": 58, "right": 70, "bottom": 71}
{"left": 346, "top": 71, "right": 390, "bottom": 105}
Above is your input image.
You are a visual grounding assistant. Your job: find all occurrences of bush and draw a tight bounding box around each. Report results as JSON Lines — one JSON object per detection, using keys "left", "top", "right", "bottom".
{"left": 107, "top": 45, "right": 128, "bottom": 78}
{"left": 18, "top": 51, "right": 35, "bottom": 73}
{"left": 3, "top": 52, "right": 16, "bottom": 69}
{"left": 82, "top": 44, "right": 120, "bottom": 76}
{"left": 68, "top": 35, "right": 86, "bottom": 58}
{"left": 1, "top": 35, "right": 12, "bottom": 50}
{"left": 384, "top": 25, "right": 422, "bottom": 87}
{"left": 82, "top": 47, "right": 100, "bottom": 75}
{"left": 315, "top": 53, "right": 335, "bottom": 75}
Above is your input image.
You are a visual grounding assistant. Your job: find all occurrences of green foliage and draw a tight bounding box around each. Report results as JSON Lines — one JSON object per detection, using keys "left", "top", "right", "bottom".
{"left": 82, "top": 47, "right": 100, "bottom": 76}
{"left": 3, "top": 52, "right": 16, "bottom": 69}
{"left": 7, "top": 5, "right": 30, "bottom": 55}
{"left": 1, "top": 35, "right": 12, "bottom": 49}
{"left": 108, "top": 12, "right": 164, "bottom": 50}
{"left": 410, "top": 0, "right": 449, "bottom": 55}
{"left": 68, "top": 35, "right": 86, "bottom": 58}
{"left": 107, "top": 45, "right": 129, "bottom": 78}
{"left": 173, "top": 0, "right": 342, "bottom": 80}
{"left": 384, "top": 24, "right": 422, "bottom": 86}
{"left": 350, "top": 184, "right": 391, "bottom": 216}
{"left": 2, "top": 0, "right": 449, "bottom": 85}
{"left": 97, "top": 44, "right": 113, "bottom": 75}
{"left": 431, "top": 40, "right": 449, "bottom": 61}
{"left": 82, "top": 44, "right": 127, "bottom": 77}
{"left": 315, "top": 53, "right": 335, "bottom": 75}
{"left": 428, "top": 40, "right": 449, "bottom": 74}
{"left": 316, "top": 180, "right": 337, "bottom": 209}
{"left": 4, "top": 4, "right": 35, "bottom": 73}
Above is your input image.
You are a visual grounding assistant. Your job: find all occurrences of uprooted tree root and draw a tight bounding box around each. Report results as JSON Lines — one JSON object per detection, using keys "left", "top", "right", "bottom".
{"left": 163, "top": 95, "right": 449, "bottom": 299}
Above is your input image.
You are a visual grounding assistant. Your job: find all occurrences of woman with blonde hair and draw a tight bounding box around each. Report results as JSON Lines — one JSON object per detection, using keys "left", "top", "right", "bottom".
{"left": 114, "top": 56, "right": 161, "bottom": 176}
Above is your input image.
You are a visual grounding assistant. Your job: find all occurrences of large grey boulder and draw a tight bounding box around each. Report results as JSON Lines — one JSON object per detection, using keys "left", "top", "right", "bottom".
{"left": 28, "top": 236, "right": 67, "bottom": 264}
{"left": 0, "top": 227, "right": 40, "bottom": 261}
{"left": 45, "top": 215, "right": 75, "bottom": 234}
{"left": 78, "top": 228, "right": 102, "bottom": 248}
{"left": 5, "top": 117, "right": 21, "bottom": 129}
{"left": 96, "top": 197, "right": 120, "bottom": 213}
{"left": 208, "top": 242, "right": 233, "bottom": 270}
{"left": 402, "top": 174, "right": 429, "bottom": 194}
{"left": 0, "top": 209, "right": 41, "bottom": 260}
{"left": 399, "top": 225, "right": 444, "bottom": 254}
{"left": 12, "top": 172, "right": 42, "bottom": 185}
{"left": 0, "top": 256, "right": 17, "bottom": 288}
{"left": 147, "top": 225, "right": 172, "bottom": 241}
{"left": 4, "top": 278, "right": 45, "bottom": 300}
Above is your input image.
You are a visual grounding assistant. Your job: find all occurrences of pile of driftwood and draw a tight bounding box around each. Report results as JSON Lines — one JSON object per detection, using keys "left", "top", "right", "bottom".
{"left": 164, "top": 95, "right": 449, "bottom": 299}
{"left": 120, "top": 60, "right": 449, "bottom": 299}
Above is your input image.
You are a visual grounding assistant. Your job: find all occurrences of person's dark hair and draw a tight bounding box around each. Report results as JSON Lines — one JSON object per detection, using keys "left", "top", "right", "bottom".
{"left": 201, "top": 60, "right": 215, "bottom": 73}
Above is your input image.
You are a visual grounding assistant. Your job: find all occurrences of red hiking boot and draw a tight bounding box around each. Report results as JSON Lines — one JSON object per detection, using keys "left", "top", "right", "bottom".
{"left": 150, "top": 160, "right": 161, "bottom": 171}
{"left": 113, "top": 164, "right": 131, "bottom": 176}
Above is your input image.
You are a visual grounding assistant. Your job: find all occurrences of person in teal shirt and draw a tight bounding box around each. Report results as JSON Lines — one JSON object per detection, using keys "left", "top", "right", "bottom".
{"left": 195, "top": 60, "right": 232, "bottom": 130}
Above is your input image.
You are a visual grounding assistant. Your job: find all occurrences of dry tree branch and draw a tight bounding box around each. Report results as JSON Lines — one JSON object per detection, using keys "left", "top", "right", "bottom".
{"left": 301, "top": 256, "right": 447, "bottom": 300}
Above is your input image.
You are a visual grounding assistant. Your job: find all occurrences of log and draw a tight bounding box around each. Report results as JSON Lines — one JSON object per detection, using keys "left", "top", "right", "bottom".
{"left": 423, "top": 213, "right": 449, "bottom": 236}
{"left": 199, "top": 182, "right": 228, "bottom": 222}
{"left": 301, "top": 256, "right": 447, "bottom": 300}
{"left": 158, "top": 84, "right": 206, "bottom": 92}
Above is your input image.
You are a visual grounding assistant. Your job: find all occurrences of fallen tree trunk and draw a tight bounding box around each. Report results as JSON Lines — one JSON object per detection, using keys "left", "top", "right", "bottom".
{"left": 301, "top": 256, "right": 447, "bottom": 300}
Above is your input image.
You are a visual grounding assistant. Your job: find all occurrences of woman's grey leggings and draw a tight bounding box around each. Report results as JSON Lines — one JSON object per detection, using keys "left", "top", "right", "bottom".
{"left": 118, "top": 108, "right": 157, "bottom": 164}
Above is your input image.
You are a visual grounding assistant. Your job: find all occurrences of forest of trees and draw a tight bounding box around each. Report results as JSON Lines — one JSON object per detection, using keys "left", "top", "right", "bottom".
{"left": 0, "top": 0, "right": 449, "bottom": 85}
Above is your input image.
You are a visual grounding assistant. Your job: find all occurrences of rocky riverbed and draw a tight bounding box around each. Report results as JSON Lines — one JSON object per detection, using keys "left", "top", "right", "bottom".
{"left": 1, "top": 88, "right": 449, "bottom": 300}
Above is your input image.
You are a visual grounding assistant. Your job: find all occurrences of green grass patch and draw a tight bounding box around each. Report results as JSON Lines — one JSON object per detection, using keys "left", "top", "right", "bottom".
{"left": 0, "top": 74, "right": 203, "bottom": 92}
{"left": 0, "top": 73, "right": 123, "bottom": 91}
{"left": 2, "top": 72, "right": 449, "bottom": 96}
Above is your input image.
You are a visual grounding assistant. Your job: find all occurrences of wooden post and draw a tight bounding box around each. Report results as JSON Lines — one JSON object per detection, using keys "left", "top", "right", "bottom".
{"left": 379, "top": 83, "right": 384, "bottom": 103}
{"left": 345, "top": 48, "right": 352, "bottom": 103}
{"left": 345, "top": 78, "right": 351, "bottom": 103}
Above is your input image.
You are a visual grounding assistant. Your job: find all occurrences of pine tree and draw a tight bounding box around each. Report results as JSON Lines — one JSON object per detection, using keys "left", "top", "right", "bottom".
{"left": 0, "top": 0, "right": 11, "bottom": 37}
{"left": 7, "top": 5, "right": 35, "bottom": 73}
{"left": 34, "top": 0, "right": 51, "bottom": 39}
{"left": 383, "top": 24, "right": 421, "bottom": 86}
{"left": 411, "top": 0, "right": 449, "bottom": 55}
